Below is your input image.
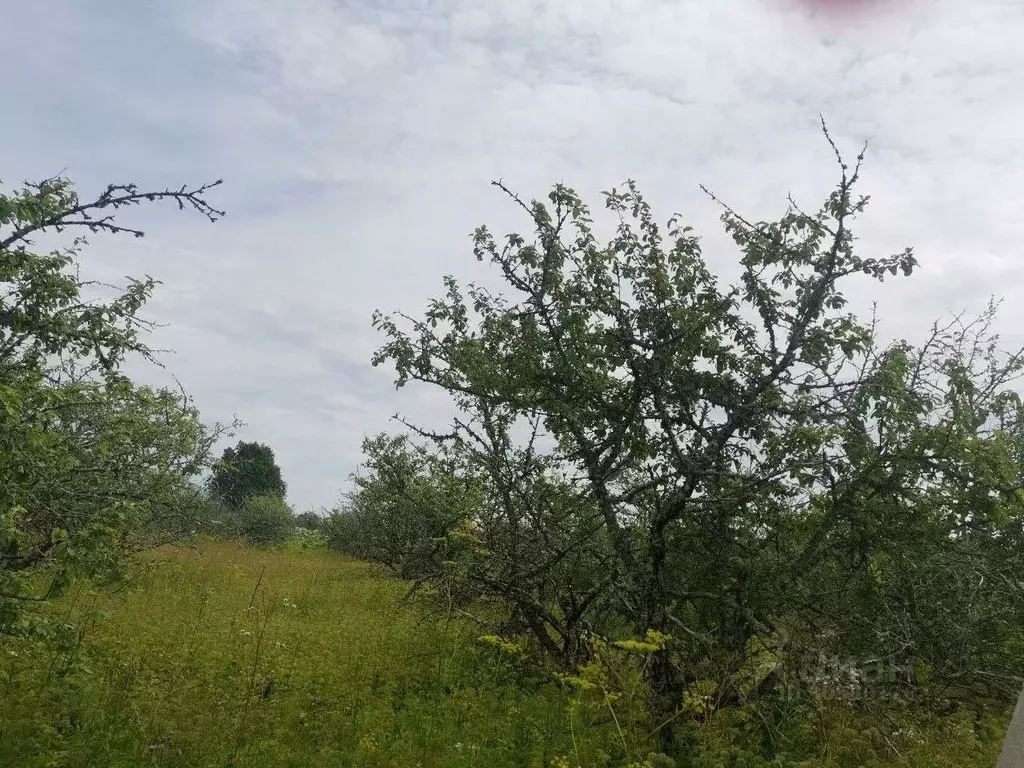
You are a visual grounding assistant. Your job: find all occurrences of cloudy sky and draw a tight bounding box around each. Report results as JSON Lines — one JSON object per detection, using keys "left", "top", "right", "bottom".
{"left": 4, "top": 0, "right": 1024, "bottom": 511}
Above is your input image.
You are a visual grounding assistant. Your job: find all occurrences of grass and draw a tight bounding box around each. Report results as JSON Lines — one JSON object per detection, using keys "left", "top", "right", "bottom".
{"left": 0, "top": 538, "right": 644, "bottom": 767}
{"left": 0, "top": 538, "right": 1013, "bottom": 767}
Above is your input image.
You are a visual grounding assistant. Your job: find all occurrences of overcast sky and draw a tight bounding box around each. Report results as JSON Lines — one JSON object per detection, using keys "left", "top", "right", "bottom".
{"left": 4, "top": 0, "right": 1024, "bottom": 510}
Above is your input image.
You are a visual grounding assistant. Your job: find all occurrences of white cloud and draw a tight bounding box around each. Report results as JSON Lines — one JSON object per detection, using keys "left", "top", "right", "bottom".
{"left": 3, "top": 0, "right": 1024, "bottom": 509}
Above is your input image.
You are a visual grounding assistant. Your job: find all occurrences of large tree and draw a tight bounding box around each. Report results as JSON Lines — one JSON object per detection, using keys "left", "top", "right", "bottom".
{"left": 1, "top": 173, "right": 231, "bottom": 636}
{"left": 371, "top": 126, "right": 1024, "bottom": 747}
{"left": 208, "top": 440, "right": 287, "bottom": 510}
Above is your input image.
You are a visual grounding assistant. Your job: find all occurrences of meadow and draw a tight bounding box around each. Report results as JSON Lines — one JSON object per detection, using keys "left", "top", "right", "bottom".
{"left": 0, "top": 539, "right": 645, "bottom": 767}
{"left": 0, "top": 539, "right": 1013, "bottom": 767}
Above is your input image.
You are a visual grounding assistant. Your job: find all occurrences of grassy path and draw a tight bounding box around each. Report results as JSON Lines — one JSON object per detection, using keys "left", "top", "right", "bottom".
{"left": 0, "top": 540, "right": 603, "bottom": 767}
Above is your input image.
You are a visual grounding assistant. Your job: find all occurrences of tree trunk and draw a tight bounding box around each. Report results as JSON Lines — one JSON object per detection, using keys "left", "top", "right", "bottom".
{"left": 649, "top": 643, "right": 681, "bottom": 752}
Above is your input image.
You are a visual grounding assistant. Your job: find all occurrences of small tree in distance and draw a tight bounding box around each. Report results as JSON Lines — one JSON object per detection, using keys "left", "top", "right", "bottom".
{"left": 208, "top": 441, "right": 287, "bottom": 510}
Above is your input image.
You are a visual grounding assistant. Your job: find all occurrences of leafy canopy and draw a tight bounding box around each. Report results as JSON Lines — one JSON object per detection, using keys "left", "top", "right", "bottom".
{"left": 208, "top": 440, "right": 288, "bottom": 510}
{"left": 0, "top": 173, "right": 229, "bottom": 637}
{"left": 370, "top": 125, "right": 1024, "bottom": 745}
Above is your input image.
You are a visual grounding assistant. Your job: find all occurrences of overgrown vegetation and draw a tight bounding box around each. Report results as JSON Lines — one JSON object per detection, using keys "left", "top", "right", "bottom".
{"left": 0, "top": 539, "right": 1011, "bottom": 767}
{"left": 2, "top": 126, "right": 1023, "bottom": 765}
{"left": 0, "top": 173, "right": 232, "bottom": 640}
{"left": 204, "top": 441, "right": 296, "bottom": 546}
{"left": 325, "top": 434, "right": 484, "bottom": 580}
{"left": 359, "top": 126, "right": 1024, "bottom": 757}
{"left": 208, "top": 441, "right": 288, "bottom": 510}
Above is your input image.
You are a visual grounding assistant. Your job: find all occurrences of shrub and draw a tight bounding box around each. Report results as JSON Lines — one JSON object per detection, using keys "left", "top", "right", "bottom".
{"left": 323, "top": 434, "right": 482, "bottom": 581}
{"left": 286, "top": 526, "right": 328, "bottom": 552}
{"left": 235, "top": 494, "right": 294, "bottom": 547}
{"left": 294, "top": 510, "right": 324, "bottom": 531}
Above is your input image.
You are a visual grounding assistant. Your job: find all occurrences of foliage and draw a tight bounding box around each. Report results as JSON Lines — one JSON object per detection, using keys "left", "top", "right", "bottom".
{"left": 294, "top": 510, "right": 324, "bottom": 531}
{"left": 370, "top": 124, "right": 1024, "bottom": 749}
{"left": 0, "top": 540, "right": 1010, "bottom": 767}
{"left": 0, "top": 172, "right": 232, "bottom": 638}
{"left": 208, "top": 441, "right": 287, "bottom": 511}
{"left": 234, "top": 493, "right": 295, "bottom": 547}
{"left": 325, "top": 433, "right": 485, "bottom": 580}
{"left": 283, "top": 525, "right": 328, "bottom": 552}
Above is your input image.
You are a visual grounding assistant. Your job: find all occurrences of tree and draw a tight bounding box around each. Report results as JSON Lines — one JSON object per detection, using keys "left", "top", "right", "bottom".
{"left": 208, "top": 440, "right": 287, "bottom": 510}
{"left": 371, "top": 125, "right": 1024, "bottom": 748}
{"left": 326, "top": 433, "right": 484, "bottom": 581}
{"left": 1, "top": 172, "right": 231, "bottom": 637}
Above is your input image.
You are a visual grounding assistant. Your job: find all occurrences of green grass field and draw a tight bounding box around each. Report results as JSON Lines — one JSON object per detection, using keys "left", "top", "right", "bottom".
{"left": 0, "top": 540, "right": 1012, "bottom": 767}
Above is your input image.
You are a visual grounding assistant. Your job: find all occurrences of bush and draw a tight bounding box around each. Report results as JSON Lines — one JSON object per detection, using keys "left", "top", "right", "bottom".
{"left": 294, "top": 510, "right": 324, "bottom": 531}
{"left": 188, "top": 494, "right": 233, "bottom": 538}
{"left": 235, "top": 494, "right": 294, "bottom": 547}
{"left": 322, "top": 508, "right": 367, "bottom": 557}
{"left": 285, "top": 526, "right": 328, "bottom": 552}
{"left": 323, "top": 434, "right": 483, "bottom": 581}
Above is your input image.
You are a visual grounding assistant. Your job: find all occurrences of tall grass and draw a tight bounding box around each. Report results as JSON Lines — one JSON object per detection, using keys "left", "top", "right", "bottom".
{"left": 0, "top": 539, "right": 1012, "bottom": 767}
{"left": 0, "top": 539, "right": 643, "bottom": 767}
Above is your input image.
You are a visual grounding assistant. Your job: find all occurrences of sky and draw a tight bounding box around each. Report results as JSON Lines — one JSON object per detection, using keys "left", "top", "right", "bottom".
{"left": 3, "top": 0, "right": 1024, "bottom": 511}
